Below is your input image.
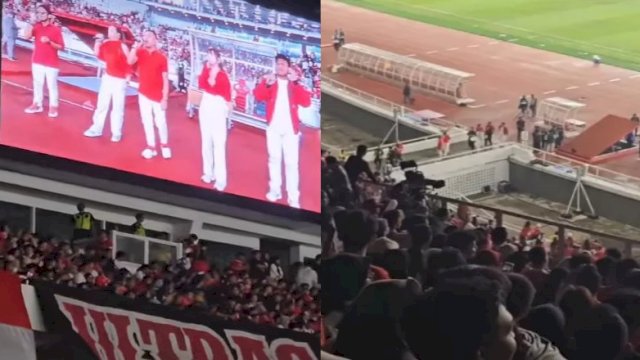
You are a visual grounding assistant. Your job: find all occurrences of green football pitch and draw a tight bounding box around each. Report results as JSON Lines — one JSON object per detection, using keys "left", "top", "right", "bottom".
{"left": 337, "top": 0, "right": 640, "bottom": 72}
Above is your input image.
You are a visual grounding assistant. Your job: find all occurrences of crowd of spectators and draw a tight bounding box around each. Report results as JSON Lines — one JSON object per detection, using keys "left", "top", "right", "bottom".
{"left": 321, "top": 145, "right": 640, "bottom": 360}
{"left": 149, "top": 0, "right": 316, "bottom": 32}
{"left": 0, "top": 224, "right": 321, "bottom": 334}
{"left": 9, "top": 0, "right": 321, "bottom": 97}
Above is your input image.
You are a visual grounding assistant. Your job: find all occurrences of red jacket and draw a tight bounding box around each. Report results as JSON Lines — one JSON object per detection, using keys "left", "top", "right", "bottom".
{"left": 253, "top": 78, "right": 311, "bottom": 134}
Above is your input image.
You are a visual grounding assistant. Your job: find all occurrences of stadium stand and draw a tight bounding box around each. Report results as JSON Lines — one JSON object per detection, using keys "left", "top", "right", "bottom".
{"left": 0, "top": 222, "right": 320, "bottom": 333}
{"left": 320, "top": 147, "right": 640, "bottom": 360}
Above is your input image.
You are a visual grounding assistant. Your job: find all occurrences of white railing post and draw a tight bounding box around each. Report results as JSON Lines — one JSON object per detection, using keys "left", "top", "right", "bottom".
{"left": 111, "top": 231, "right": 117, "bottom": 259}
{"left": 30, "top": 207, "right": 36, "bottom": 234}
{"left": 144, "top": 241, "right": 150, "bottom": 265}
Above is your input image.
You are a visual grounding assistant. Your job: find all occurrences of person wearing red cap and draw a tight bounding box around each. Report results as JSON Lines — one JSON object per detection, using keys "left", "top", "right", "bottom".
{"left": 127, "top": 30, "right": 171, "bottom": 160}
{"left": 253, "top": 53, "right": 311, "bottom": 208}
{"left": 197, "top": 48, "right": 232, "bottom": 191}
{"left": 84, "top": 26, "right": 131, "bottom": 142}
{"left": 22, "top": 4, "right": 65, "bottom": 118}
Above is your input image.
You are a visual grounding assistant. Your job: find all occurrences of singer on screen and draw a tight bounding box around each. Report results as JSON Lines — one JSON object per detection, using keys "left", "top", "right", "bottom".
{"left": 127, "top": 30, "right": 171, "bottom": 160}
{"left": 253, "top": 54, "right": 311, "bottom": 208}
{"left": 198, "top": 48, "right": 232, "bottom": 191}
{"left": 84, "top": 26, "right": 130, "bottom": 142}
{"left": 22, "top": 4, "right": 64, "bottom": 118}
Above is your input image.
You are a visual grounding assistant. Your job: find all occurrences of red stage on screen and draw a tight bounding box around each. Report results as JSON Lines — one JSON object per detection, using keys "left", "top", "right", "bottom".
{"left": 0, "top": 51, "right": 320, "bottom": 212}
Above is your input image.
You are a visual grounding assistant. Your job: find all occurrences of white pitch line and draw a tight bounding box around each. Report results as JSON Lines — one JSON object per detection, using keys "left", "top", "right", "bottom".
{"left": 447, "top": 47, "right": 459, "bottom": 51}
{"left": 406, "top": 54, "right": 416, "bottom": 57}
{"left": 467, "top": 44, "right": 480, "bottom": 48}
{"left": 494, "top": 99, "right": 509, "bottom": 104}
{"left": 630, "top": 74, "right": 640, "bottom": 79}
{"left": 1, "top": 79, "right": 92, "bottom": 110}
{"left": 565, "top": 86, "right": 579, "bottom": 90}
{"left": 609, "top": 78, "right": 621, "bottom": 82}
{"left": 467, "top": 104, "right": 486, "bottom": 109}
{"left": 543, "top": 90, "right": 557, "bottom": 95}
{"left": 587, "top": 82, "right": 600, "bottom": 86}
{"left": 425, "top": 50, "right": 439, "bottom": 54}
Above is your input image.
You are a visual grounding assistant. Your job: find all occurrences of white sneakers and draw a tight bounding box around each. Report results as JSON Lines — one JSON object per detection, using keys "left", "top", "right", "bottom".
{"left": 141, "top": 148, "right": 157, "bottom": 159}
{"left": 83, "top": 128, "right": 121, "bottom": 143}
{"left": 24, "top": 104, "right": 57, "bottom": 118}
{"left": 83, "top": 128, "right": 102, "bottom": 137}
{"left": 161, "top": 147, "right": 172, "bottom": 159}
{"left": 202, "top": 174, "right": 225, "bottom": 191}
{"left": 24, "top": 104, "right": 43, "bottom": 114}
{"left": 266, "top": 190, "right": 282, "bottom": 202}
{"left": 266, "top": 190, "right": 299, "bottom": 208}
{"left": 201, "top": 175, "right": 213, "bottom": 184}
{"left": 142, "top": 147, "right": 171, "bottom": 159}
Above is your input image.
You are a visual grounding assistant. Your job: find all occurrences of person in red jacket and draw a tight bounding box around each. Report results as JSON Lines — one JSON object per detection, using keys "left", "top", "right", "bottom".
{"left": 197, "top": 48, "right": 232, "bottom": 191}
{"left": 253, "top": 54, "right": 311, "bottom": 208}
{"left": 22, "top": 4, "right": 65, "bottom": 118}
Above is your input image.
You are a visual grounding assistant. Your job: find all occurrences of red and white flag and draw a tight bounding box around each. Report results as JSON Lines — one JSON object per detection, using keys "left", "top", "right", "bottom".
{"left": 0, "top": 272, "right": 38, "bottom": 360}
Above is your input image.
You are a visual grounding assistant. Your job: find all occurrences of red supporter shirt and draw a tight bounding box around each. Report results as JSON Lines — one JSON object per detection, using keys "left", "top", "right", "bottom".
{"left": 369, "top": 265, "right": 391, "bottom": 281}
{"left": 198, "top": 66, "right": 232, "bottom": 102}
{"left": 32, "top": 22, "right": 64, "bottom": 68}
{"left": 136, "top": 48, "right": 168, "bottom": 102}
{"left": 98, "top": 40, "right": 130, "bottom": 79}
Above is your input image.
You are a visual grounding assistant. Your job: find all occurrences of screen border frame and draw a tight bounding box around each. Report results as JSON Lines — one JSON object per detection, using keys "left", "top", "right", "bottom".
{"left": 0, "top": 145, "right": 320, "bottom": 227}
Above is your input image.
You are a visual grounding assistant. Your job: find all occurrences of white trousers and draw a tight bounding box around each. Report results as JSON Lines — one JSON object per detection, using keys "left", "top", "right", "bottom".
{"left": 91, "top": 74, "right": 127, "bottom": 136}
{"left": 266, "top": 125, "right": 300, "bottom": 202}
{"left": 32, "top": 63, "right": 59, "bottom": 107}
{"left": 138, "top": 94, "right": 168, "bottom": 147}
{"left": 199, "top": 92, "right": 229, "bottom": 185}
{"left": 438, "top": 143, "right": 450, "bottom": 157}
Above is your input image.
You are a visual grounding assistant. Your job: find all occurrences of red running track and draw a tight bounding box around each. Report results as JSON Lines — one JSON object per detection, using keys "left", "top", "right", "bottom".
{"left": 0, "top": 52, "right": 320, "bottom": 212}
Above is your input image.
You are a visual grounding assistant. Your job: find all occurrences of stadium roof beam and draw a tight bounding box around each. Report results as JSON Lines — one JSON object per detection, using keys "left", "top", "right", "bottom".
{"left": 337, "top": 43, "right": 476, "bottom": 106}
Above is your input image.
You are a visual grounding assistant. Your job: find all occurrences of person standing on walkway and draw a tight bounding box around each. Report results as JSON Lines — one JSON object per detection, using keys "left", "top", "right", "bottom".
{"left": 403, "top": 80, "right": 412, "bottom": 105}
{"left": 84, "top": 26, "right": 130, "bottom": 142}
{"left": 198, "top": 48, "right": 232, "bottom": 191}
{"left": 498, "top": 122, "right": 509, "bottom": 143}
{"left": 22, "top": 4, "right": 65, "bottom": 118}
{"left": 437, "top": 131, "right": 451, "bottom": 157}
{"left": 485, "top": 121, "right": 494, "bottom": 146}
{"left": 516, "top": 116, "right": 525, "bottom": 143}
{"left": 529, "top": 94, "right": 538, "bottom": 118}
{"left": 475, "top": 123, "right": 485, "bottom": 148}
{"left": 467, "top": 127, "right": 477, "bottom": 151}
{"left": 1, "top": 6, "right": 18, "bottom": 61}
{"left": 518, "top": 95, "right": 529, "bottom": 116}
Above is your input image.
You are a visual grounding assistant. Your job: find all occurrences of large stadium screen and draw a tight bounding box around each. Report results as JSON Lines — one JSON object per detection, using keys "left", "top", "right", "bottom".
{"left": 0, "top": 0, "right": 321, "bottom": 212}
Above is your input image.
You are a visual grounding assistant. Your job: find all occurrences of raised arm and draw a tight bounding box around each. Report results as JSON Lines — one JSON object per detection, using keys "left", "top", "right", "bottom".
{"left": 253, "top": 74, "right": 275, "bottom": 102}
{"left": 127, "top": 43, "right": 140, "bottom": 65}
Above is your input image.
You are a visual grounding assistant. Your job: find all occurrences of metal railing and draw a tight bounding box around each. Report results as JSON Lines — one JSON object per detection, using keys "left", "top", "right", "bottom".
{"left": 358, "top": 181, "right": 640, "bottom": 259}
{"left": 321, "top": 75, "right": 413, "bottom": 118}
{"left": 432, "top": 194, "right": 640, "bottom": 260}
{"left": 511, "top": 144, "right": 640, "bottom": 193}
